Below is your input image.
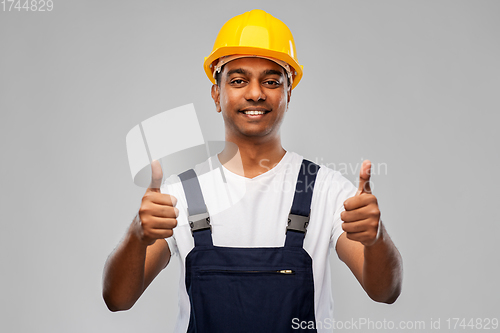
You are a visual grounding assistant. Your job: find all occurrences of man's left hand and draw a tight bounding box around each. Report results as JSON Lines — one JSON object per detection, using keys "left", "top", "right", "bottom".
{"left": 340, "top": 160, "right": 381, "bottom": 247}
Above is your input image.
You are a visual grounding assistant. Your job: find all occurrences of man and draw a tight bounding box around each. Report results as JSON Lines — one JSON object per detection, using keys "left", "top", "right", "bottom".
{"left": 103, "top": 9, "right": 402, "bottom": 332}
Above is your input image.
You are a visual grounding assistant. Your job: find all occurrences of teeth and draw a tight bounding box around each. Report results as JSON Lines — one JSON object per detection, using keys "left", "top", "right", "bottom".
{"left": 243, "top": 110, "right": 266, "bottom": 115}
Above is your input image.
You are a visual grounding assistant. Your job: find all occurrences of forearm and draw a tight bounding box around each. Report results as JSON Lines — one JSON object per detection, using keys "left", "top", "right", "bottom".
{"left": 102, "top": 217, "right": 148, "bottom": 311}
{"left": 362, "top": 222, "right": 403, "bottom": 303}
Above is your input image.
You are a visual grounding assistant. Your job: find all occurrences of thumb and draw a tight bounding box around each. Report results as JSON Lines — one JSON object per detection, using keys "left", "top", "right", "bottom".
{"left": 356, "top": 160, "right": 372, "bottom": 195}
{"left": 147, "top": 160, "right": 163, "bottom": 192}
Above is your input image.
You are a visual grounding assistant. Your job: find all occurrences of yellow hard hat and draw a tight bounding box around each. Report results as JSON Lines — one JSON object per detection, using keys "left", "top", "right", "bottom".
{"left": 204, "top": 9, "right": 303, "bottom": 89}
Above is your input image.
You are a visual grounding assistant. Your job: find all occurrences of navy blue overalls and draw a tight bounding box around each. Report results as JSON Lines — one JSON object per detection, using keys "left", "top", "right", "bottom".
{"left": 178, "top": 159, "right": 320, "bottom": 333}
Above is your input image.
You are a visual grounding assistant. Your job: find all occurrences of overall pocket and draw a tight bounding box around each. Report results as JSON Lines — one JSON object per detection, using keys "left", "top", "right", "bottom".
{"left": 188, "top": 266, "right": 316, "bottom": 333}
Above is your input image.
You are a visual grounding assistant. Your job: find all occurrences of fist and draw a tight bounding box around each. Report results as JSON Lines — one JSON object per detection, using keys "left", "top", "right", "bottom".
{"left": 340, "top": 160, "right": 381, "bottom": 247}
{"left": 136, "top": 160, "right": 179, "bottom": 246}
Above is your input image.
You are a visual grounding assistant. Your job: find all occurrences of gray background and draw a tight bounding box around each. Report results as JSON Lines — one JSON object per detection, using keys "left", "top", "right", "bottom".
{"left": 1, "top": 0, "right": 499, "bottom": 332}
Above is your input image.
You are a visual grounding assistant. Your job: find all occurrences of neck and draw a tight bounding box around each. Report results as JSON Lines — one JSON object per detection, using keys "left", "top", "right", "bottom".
{"left": 218, "top": 136, "right": 286, "bottom": 179}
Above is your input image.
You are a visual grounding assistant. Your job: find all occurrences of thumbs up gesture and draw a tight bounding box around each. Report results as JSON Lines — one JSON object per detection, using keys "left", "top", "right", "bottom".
{"left": 341, "top": 160, "right": 381, "bottom": 247}
{"left": 135, "top": 160, "right": 179, "bottom": 246}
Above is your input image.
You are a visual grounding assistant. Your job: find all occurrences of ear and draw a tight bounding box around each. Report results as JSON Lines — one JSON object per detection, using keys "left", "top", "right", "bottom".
{"left": 286, "top": 85, "right": 292, "bottom": 108}
{"left": 211, "top": 84, "right": 221, "bottom": 113}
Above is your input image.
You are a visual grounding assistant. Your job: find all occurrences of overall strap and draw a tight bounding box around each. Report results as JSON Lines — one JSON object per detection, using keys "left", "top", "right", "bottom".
{"left": 285, "top": 159, "right": 320, "bottom": 248}
{"left": 178, "top": 169, "right": 213, "bottom": 247}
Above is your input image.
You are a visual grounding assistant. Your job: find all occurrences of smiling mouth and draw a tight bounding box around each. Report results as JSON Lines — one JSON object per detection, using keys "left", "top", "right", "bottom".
{"left": 240, "top": 110, "right": 270, "bottom": 115}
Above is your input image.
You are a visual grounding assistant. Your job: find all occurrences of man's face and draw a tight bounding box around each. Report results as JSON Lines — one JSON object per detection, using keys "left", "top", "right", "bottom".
{"left": 211, "top": 57, "right": 291, "bottom": 142}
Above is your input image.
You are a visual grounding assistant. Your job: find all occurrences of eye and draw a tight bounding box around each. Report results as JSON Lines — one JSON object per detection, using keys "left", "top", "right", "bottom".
{"left": 230, "top": 79, "right": 246, "bottom": 85}
{"left": 263, "top": 80, "right": 281, "bottom": 87}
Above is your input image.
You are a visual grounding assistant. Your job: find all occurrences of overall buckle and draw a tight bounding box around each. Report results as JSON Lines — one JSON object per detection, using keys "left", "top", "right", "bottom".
{"left": 189, "top": 212, "right": 211, "bottom": 235}
{"left": 286, "top": 212, "right": 309, "bottom": 234}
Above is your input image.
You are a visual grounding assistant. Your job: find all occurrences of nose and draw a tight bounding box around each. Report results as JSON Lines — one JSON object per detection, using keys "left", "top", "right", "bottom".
{"left": 244, "top": 80, "right": 266, "bottom": 102}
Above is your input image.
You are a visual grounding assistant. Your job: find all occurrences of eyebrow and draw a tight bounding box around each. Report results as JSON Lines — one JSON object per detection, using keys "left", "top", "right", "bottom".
{"left": 263, "top": 69, "right": 284, "bottom": 77}
{"left": 225, "top": 68, "right": 284, "bottom": 77}
{"left": 226, "top": 68, "right": 247, "bottom": 76}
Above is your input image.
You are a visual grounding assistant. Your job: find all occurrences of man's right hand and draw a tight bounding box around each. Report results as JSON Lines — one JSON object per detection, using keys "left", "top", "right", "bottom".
{"left": 135, "top": 160, "right": 179, "bottom": 246}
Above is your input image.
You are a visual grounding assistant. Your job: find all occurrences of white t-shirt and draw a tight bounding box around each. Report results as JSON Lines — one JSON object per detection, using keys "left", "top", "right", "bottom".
{"left": 162, "top": 151, "right": 357, "bottom": 333}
